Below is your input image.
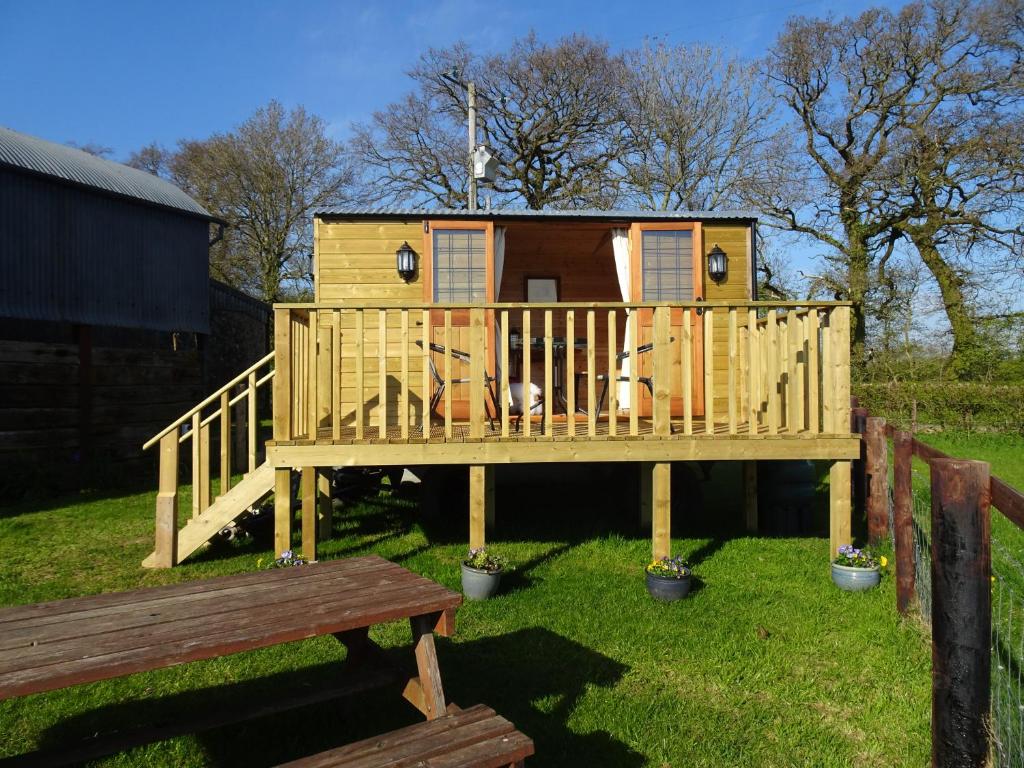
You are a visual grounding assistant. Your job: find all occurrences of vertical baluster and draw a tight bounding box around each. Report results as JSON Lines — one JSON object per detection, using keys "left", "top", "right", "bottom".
{"left": 653, "top": 306, "right": 672, "bottom": 437}
{"left": 198, "top": 421, "right": 211, "bottom": 513}
{"left": 273, "top": 308, "right": 291, "bottom": 443}
{"left": 807, "top": 309, "right": 820, "bottom": 434}
{"left": 355, "top": 309, "right": 364, "bottom": 440}
{"left": 308, "top": 310, "right": 318, "bottom": 440}
{"left": 821, "top": 309, "right": 833, "bottom": 433}
{"left": 766, "top": 310, "right": 779, "bottom": 435}
{"left": 469, "top": 307, "right": 486, "bottom": 439}
{"left": 379, "top": 309, "right": 387, "bottom": 440}
{"left": 728, "top": 307, "right": 738, "bottom": 435}
{"left": 832, "top": 307, "right": 851, "bottom": 434}
{"left": 247, "top": 370, "right": 257, "bottom": 472}
{"left": 400, "top": 309, "right": 409, "bottom": 440}
{"left": 629, "top": 308, "right": 639, "bottom": 437}
{"left": 500, "top": 310, "right": 510, "bottom": 438}
{"left": 332, "top": 310, "right": 341, "bottom": 441}
{"left": 522, "top": 310, "right": 531, "bottom": 437}
{"left": 565, "top": 310, "right": 575, "bottom": 437}
{"left": 780, "top": 312, "right": 790, "bottom": 432}
{"left": 790, "top": 310, "right": 803, "bottom": 433}
{"left": 191, "top": 412, "right": 201, "bottom": 519}
{"left": 220, "top": 390, "right": 231, "bottom": 494}
{"left": 607, "top": 310, "right": 618, "bottom": 436}
{"left": 444, "top": 309, "right": 453, "bottom": 439}
{"left": 703, "top": 307, "right": 714, "bottom": 435}
{"left": 747, "top": 308, "right": 758, "bottom": 435}
{"left": 544, "top": 310, "right": 553, "bottom": 436}
{"left": 422, "top": 309, "right": 431, "bottom": 438}
{"left": 682, "top": 309, "right": 693, "bottom": 435}
{"left": 587, "top": 310, "right": 597, "bottom": 437}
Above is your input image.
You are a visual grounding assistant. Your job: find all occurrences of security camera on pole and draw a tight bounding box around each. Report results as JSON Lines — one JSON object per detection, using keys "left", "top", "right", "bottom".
{"left": 441, "top": 70, "right": 499, "bottom": 211}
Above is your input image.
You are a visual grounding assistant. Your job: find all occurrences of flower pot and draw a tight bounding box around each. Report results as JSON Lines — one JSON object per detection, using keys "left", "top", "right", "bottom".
{"left": 461, "top": 562, "right": 503, "bottom": 600}
{"left": 831, "top": 563, "right": 881, "bottom": 592}
{"left": 645, "top": 571, "right": 691, "bottom": 602}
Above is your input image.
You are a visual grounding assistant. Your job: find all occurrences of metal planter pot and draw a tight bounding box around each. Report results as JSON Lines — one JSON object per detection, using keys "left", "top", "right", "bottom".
{"left": 831, "top": 563, "right": 881, "bottom": 591}
{"left": 645, "top": 571, "right": 692, "bottom": 602}
{"left": 461, "top": 563, "right": 503, "bottom": 600}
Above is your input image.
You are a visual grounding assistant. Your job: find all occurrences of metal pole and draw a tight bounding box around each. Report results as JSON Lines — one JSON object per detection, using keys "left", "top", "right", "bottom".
{"left": 468, "top": 81, "right": 477, "bottom": 211}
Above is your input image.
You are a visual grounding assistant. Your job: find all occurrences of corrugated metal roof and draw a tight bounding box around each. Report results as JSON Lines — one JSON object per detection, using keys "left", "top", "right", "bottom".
{"left": 0, "top": 125, "right": 217, "bottom": 222}
{"left": 315, "top": 206, "right": 758, "bottom": 222}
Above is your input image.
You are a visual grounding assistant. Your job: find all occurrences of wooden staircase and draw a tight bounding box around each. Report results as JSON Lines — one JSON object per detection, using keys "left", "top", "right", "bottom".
{"left": 142, "top": 353, "right": 277, "bottom": 568}
{"left": 141, "top": 463, "right": 274, "bottom": 567}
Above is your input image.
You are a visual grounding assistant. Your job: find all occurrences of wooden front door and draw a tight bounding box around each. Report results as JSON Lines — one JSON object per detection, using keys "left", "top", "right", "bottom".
{"left": 423, "top": 221, "right": 495, "bottom": 420}
{"left": 629, "top": 223, "right": 705, "bottom": 419}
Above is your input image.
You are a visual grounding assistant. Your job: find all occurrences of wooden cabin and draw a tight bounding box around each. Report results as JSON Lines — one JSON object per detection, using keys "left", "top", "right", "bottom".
{"left": 142, "top": 209, "right": 858, "bottom": 568}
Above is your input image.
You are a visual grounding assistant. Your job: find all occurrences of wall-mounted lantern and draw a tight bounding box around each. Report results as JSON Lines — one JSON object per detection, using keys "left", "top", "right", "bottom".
{"left": 707, "top": 243, "right": 728, "bottom": 284}
{"left": 396, "top": 241, "right": 417, "bottom": 282}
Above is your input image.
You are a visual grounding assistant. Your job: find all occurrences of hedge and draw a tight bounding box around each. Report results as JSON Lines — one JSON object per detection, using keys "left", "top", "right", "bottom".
{"left": 854, "top": 382, "right": 1024, "bottom": 433}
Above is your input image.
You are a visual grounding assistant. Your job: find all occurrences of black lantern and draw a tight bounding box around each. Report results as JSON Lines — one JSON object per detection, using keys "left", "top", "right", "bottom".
{"left": 707, "top": 243, "right": 728, "bottom": 283}
{"left": 396, "top": 241, "right": 417, "bottom": 282}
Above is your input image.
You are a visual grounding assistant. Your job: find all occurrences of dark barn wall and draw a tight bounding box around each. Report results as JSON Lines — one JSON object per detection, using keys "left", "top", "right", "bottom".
{"left": 0, "top": 167, "right": 214, "bottom": 496}
{"left": 0, "top": 319, "right": 203, "bottom": 497}
{"left": 0, "top": 167, "right": 210, "bottom": 333}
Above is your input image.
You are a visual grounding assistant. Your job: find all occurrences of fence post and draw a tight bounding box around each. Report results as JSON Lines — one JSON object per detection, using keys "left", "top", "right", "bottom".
{"left": 865, "top": 416, "right": 888, "bottom": 545}
{"left": 892, "top": 430, "right": 915, "bottom": 616}
{"left": 931, "top": 458, "right": 991, "bottom": 768}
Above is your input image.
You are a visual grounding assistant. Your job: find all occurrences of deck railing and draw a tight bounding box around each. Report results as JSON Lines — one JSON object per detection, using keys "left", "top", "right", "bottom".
{"left": 271, "top": 301, "right": 852, "bottom": 443}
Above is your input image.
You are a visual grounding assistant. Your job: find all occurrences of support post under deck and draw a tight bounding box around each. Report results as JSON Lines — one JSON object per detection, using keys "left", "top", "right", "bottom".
{"left": 829, "top": 459, "right": 852, "bottom": 558}
{"left": 301, "top": 466, "right": 316, "bottom": 560}
{"left": 274, "top": 468, "right": 292, "bottom": 557}
{"left": 469, "top": 465, "right": 492, "bottom": 550}
{"left": 652, "top": 462, "right": 671, "bottom": 559}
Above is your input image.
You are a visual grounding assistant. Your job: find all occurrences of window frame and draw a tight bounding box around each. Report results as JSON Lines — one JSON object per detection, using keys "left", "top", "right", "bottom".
{"left": 629, "top": 221, "right": 703, "bottom": 305}
{"left": 422, "top": 220, "right": 495, "bottom": 306}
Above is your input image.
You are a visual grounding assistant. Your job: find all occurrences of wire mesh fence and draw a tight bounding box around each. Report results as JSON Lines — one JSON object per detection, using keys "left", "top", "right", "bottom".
{"left": 907, "top": 464, "right": 1024, "bottom": 768}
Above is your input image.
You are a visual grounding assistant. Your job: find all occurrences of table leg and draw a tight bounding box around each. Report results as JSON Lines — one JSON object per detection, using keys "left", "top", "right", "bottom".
{"left": 402, "top": 614, "right": 447, "bottom": 720}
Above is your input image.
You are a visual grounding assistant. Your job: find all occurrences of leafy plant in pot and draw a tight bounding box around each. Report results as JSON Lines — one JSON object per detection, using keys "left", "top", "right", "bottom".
{"left": 645, "top": 555, "right": 692, "bottom": 602}
{"left": 461, "top": 547, "right": 509, "bottom": 600}
{"left": 831, "top": 544, "right": 886, "bottom": 591}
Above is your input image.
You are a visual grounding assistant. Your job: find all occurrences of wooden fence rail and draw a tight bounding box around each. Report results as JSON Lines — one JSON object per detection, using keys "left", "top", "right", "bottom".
{"left": 856, "top": 414, "right": 1024, "bottom": 767}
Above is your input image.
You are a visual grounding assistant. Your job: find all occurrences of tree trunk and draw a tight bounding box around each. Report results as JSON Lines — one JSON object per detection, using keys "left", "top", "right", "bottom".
{"left": 842, "top": 213, "right": 871, "bottom": 372}
{"left": 909, "top": 230, "right": 979, "bottom": 379}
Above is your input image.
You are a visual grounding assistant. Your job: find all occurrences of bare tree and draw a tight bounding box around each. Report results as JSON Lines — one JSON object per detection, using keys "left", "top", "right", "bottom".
{"left": 618, "top": 42, "right": 772, "bottom": 211}
{"left": 749, "top": 1, "right": 1021, "bottom": 371}
{"left": 66, "top": 141, "right": 113, "bottom": 158}
{"left": 126, "top": 142, "right": 172, "bottom": 177}
{"left": 352, "top": 34, "right": 625, "bottom": 210}
{"left": 166, "top": 101, "right": 354, "bottom": 302}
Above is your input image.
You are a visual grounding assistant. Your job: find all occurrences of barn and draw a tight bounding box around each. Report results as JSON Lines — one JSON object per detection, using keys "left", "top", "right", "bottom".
{"left": 0, "top": 126, "right": 265, "bottom": 496}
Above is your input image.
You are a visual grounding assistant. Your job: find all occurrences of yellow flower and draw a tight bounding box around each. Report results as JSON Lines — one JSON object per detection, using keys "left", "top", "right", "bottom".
{"left": 879, "top": 556, "right": 888, "bottom": 568}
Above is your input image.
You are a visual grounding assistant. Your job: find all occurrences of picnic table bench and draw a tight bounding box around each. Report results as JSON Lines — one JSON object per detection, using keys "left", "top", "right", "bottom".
{"left": 0, "top": 555, "right": 533, "bottom": 766}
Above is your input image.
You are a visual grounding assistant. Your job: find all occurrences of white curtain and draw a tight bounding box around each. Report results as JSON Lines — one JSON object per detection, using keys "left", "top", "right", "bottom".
{"left": 611, "top": 228, "right": 631, "bottom": 410}
{"left": 492, "top": 227, "right": 509, "bottom": 402}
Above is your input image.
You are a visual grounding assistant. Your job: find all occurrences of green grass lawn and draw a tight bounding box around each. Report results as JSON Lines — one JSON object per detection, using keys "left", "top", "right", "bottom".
{"left": 0, "top": 472, "right": 932, "bottom": 767}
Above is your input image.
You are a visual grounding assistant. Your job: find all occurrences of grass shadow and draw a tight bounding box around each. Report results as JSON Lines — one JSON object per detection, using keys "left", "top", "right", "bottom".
{"left": 25, "top": 628, "right": 642, "bottom": 768}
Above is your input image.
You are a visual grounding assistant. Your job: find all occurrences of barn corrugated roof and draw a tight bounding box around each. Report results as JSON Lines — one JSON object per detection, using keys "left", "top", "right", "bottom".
{"left": 315, "top": 206, "right": 758, "bottom": 221}
{"left": 0, "top": 125, "right": 218, "bottom": 222}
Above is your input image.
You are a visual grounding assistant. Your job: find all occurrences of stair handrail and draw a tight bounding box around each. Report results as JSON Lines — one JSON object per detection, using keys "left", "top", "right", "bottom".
{"left": 143, "top": 351, "right": 275, "bottom": 450}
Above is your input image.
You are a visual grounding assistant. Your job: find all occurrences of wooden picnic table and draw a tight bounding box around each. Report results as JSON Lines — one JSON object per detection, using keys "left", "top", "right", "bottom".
{"left": 0, "top": 555, "right": 463, "bottom": 765}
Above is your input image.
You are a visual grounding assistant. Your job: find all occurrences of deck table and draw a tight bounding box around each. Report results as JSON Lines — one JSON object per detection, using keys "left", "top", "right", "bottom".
{"left": 0, "top": 555, "right": 462, "bottom": 765}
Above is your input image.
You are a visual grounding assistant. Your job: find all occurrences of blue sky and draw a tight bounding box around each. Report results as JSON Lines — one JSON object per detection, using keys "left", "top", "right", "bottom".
{"left": 1, "top": 0, "right": 897, "bottom": 157}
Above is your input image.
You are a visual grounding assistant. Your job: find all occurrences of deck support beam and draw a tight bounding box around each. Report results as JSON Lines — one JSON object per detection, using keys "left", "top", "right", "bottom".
{"left": 743, "top": 461, "right": 758, "bottom": 533}
{"left": 301, "top": 466, "right": 316, "bottom": 561}
{"left": 829, "top": 459, "right": 852, "bottom": 558}
{"left": 274, "top": 468, "right": 292, "bottom": 557}
{"left": 652, "top": 462, "right": 671, "bottom": 559}
{"left": 469, "top": 465, "right": 492, "bottom": 550}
